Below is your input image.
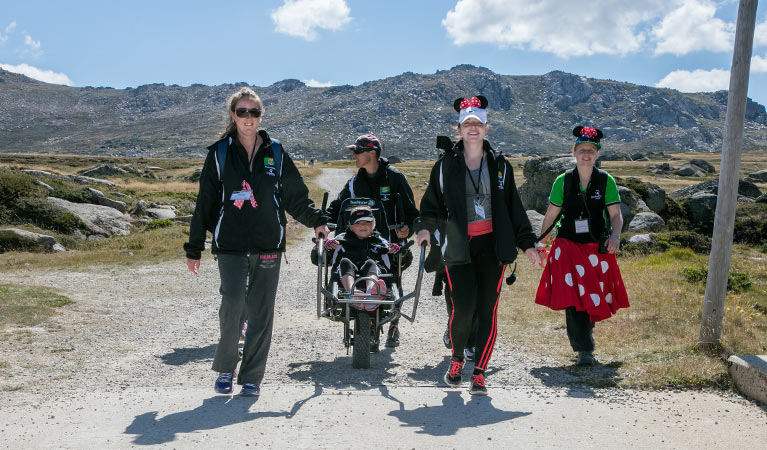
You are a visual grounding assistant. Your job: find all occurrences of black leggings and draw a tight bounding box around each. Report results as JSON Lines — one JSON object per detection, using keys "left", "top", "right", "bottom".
{"left": 444, "top": 233, "right": 506, "bottom": 372}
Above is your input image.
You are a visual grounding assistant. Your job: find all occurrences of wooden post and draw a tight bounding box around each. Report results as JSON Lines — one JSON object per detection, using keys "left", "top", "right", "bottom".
{"left": 698, "top": 0, "right": 759, "bottom": 350}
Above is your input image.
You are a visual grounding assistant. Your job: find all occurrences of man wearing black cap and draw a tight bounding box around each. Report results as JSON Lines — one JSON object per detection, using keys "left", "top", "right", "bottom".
{"left": 327, "top": 134, "right": 420, "bottom": 347}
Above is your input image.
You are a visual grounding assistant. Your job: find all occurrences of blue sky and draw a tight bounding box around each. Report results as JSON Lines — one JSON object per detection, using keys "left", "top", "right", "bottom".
{"left": 2, "top": 0, "right": 767, "bottom": 106}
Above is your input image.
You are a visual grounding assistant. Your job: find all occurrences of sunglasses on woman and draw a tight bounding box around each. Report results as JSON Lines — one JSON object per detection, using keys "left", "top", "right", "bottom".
{"left": 234, "top": 107, "right": 262, "bottom": 118}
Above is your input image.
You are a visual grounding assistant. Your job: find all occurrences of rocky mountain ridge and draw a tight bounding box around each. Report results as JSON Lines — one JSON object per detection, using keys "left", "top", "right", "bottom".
{"left": 1, "top": 65, "right": 766, "bottom": 160}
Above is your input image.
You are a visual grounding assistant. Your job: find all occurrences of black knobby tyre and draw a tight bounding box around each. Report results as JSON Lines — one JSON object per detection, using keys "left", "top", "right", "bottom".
{"left": 352, "top": 311, "right": 372, "bottom": 369}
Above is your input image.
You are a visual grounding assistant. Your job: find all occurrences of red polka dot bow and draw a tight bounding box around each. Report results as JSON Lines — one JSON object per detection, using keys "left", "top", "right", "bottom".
{"left": 459, "top": 97, "right": 482, "bottom": 110}
{"left": 233, "top": 180, "right": 257, "bottom": 210}
{"left": 581, "top": 127, "right": 598, "bottom": 138}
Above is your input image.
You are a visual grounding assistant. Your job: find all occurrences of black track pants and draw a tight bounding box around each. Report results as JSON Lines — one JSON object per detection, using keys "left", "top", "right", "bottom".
{"left": 444, "top": 233, "right": 506, "bottom": 372}
{"left": 212, "top": 252, "right": 281, "bottom": 386}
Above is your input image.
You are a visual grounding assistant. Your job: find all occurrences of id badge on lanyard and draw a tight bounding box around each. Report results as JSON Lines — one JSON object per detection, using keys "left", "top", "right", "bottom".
{"left": 474, "top": 196, "right": 486, "bottom": 219}
{"left": 230, "top": 190, "right": 253, "bottom": 201}
{"left": 575, "top": 218, "right": 589, "bottom": 234}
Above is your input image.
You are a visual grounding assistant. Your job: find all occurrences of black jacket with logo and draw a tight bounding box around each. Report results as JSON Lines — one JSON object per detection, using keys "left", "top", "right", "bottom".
{"left": 416, "top": 140, "right": 536, "bottom": 267}
{"left": 326, "top": 157, "right": 419, "bottom": 241}
{"left": 184, "top": 130, "right": 325, "bottom": 260}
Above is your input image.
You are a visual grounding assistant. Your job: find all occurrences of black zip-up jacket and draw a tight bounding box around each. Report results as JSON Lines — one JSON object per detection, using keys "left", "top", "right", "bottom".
{"left": 184, "top": 130, "right": 325, "bottom": 260}
{"left": 328, "top": 230, "right": 390, "bottom": 269}
{"left": 326, "top": 157, "right": 419, "bottom": 241}
{"left": 416, "top": 140, "right": 536, "bottom": 267}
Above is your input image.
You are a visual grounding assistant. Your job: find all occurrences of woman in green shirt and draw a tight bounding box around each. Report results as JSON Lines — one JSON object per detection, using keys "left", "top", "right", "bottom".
{"left": 534, "top": 126, "right": 630, "bottom": 366}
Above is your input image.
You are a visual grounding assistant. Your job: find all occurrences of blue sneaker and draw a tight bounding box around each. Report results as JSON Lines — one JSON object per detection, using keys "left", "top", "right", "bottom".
{"left": 240, "top": 383, "right": 260, "bottom": 396}
{"left": 214, "top": 371, "right": 235, "bottom": 394}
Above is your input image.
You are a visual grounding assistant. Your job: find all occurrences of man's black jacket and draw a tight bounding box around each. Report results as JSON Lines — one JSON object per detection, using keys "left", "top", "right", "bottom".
{"left": 326, "top": 157, "right": 419, "bottom": 241}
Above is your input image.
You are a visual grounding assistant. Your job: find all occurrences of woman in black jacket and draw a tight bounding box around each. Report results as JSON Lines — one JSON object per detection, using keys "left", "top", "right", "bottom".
{"left": 416, "top": 96, "right": 542, "bottom": 395}
{"left": 184, "top": 87, "right": 328, "bottom": 396}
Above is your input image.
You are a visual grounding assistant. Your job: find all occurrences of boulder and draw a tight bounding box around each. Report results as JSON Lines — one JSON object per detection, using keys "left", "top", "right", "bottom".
{"left": 617, "top": 186, "right": 650, "bottom": 212}
{"left": 644, "top": 183, "right": 666, "bottom": 214}
{"left": 85, "top": 187, "right": 128, "bottom": 212}
{"left": 387, "top": 155, "right": 403, "bottom": 164}
{"left": 0, "top": 228, "right": 68, "bottom": 252}
{"left": 66, "top": 174, "right": 116, "bottom": 187}
{"left": 630, "top": 153, "right": 648, "bottom": 161}
{"left": 669, "top": 177, "right": 761, "bottom": 200}
{"left": 747, "top": 169, "right": 767, "bottom": 182}
{"left": 174, "top": 215, "right": 193, "bottom": 224}
{"left": 147, "top": 208, "right": 176, "bottom": 220}
{"left": 689, "top": 159, "right": 716, "bottom": 174}
{"left": 685, "top": 193, "right": 718, "bottom": 234}
{"left": 675, "top": 163, "right": 706, "bottom": 177}
{"left": 97, "top": 197, "right": 128, "bottom": 213}
{"left": 519, "top": 156, "right": 576, "bottom": 213}
{"left": 620, "top": 202, "right": 633, "bottom": 232}
{"left": 130, "top": 200, "right": 148, "bottom": 217}
{"left": 627, "top": 212, "right": 666, "bottom": 232}
{"left": 628, "top": 233, "right": 653, "bottom": 244}
{"left": 22, "top": 169, "right": 54, "bottom": 178}
{"left": 526, "top": 210, "right": 544, "bottom": 237}
{"left": 37, "top": 180, "right": 54, "bottom": 191}
{"left": 47, "top": 197, "right": 131, "bottom": 236}
{"left": 188, "top": 168, "right": 203, "bottom": 182}
{"left": 80, "top": 164, "right": 128, "bottom": 177}
{"left": 757, "top": 194, "right": 767, "bottom": 203}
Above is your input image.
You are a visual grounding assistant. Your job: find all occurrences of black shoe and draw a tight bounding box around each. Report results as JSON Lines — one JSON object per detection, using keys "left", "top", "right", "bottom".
{"left": 442, "top": 327, "right": 451, "bottom": 349}
{"left": 469, "top": 373, "right": 488, "bottom": 396}
{"left": 576, "top": 351, "right": 596, "bottom": 366}
{"left": 385, "top": 326, "right": 400, "bottom": 348}
{"left": 370, "top": 341, "right": 379, "bottom": 353}
{"left": 444, "top": 358, "right": 463, "bottom": 387}
{"left": 464, "top": 346, "right": 475, "bottom": 361}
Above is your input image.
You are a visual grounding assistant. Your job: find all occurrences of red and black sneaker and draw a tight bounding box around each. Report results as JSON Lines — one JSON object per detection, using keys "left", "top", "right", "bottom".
{"left": 470, "top": 372, "right": 488, "bottom": 396}
{"left": 444, "top": 358, "right": 463, "bottom": 387}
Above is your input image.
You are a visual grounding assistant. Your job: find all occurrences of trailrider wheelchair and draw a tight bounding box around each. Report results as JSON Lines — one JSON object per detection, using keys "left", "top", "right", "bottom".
{"left": 313, "top": 193, "right": 426, "bottom": 369}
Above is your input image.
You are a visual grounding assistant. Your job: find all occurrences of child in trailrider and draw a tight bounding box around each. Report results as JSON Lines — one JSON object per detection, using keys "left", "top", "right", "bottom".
{"left": 324, "top": 205, "right": 400, "bottom": 310}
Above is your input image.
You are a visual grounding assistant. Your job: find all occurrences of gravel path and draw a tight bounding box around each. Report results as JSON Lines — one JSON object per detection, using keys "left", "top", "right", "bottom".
{"left": 0, "top": 168, "right": 759, "bottom": 411}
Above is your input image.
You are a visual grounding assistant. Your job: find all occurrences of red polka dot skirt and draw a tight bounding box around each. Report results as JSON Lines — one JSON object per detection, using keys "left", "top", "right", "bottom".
{"left": 535, "top": 237, "right": 629, "bottom": 322}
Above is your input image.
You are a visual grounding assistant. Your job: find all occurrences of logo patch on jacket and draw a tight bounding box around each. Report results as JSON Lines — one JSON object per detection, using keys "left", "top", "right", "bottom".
{"left": 380, "top": 186, "right": 391, "bottom": 201}
{"left": 264, "top": 157, "right": 276, "bottom": 176}
{"left": 591, "top": 189, "right": 603, "bottom": 200}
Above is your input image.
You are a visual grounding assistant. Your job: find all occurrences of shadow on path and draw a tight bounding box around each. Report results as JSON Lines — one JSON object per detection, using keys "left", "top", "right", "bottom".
{"left": 530, "top": 361, "right": 623, "bottom": 398}
{"left": 287, "top": 348, "right": 399, "bottom": 387}
{"left": 159, "top": 344, "right": 216, "bottom": 366}
{"left": 124, "top": 386, "right": 322, "bottom": 445}
{"left": 381, "top": 386, "right": 530, "bottom": 436}
{"left": 407, "top": 356, "right": 500, "bottom": 385}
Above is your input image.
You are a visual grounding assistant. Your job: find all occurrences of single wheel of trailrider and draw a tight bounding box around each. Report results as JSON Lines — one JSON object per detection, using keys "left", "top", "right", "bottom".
{"left": 352, "top": 311, "right": 372, "bottom": 369}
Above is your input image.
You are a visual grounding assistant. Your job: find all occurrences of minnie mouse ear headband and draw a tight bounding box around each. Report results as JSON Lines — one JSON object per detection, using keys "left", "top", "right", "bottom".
{"left": 454, "top": 96, "right": 488, "bottom": 125}
{"left": 573, "top": 126, "right": 603, "bottom": 150}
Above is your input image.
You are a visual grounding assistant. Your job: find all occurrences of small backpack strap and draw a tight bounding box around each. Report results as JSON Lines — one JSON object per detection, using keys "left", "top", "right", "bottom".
{"left": 215, "top": 139, "right": 228, "bottom": 180}
{"left": 271, "top": 138, "right": 283, "bottom": 179}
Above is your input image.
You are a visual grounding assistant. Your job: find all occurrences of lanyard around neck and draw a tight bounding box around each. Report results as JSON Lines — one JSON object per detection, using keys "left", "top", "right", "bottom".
{"left": 466, "top": 156, "right": 484, "bottom": 195}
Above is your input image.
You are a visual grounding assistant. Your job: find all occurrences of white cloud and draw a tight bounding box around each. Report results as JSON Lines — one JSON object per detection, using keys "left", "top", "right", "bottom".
{"left": 303, "top": 79, "right": 335, "bottom": 87}
{"left": 271, "top": 0, "right": 351, "bottom": 41}
{"left": 0, "top": 63, "right": 73, "bottom": 86}
{"left": 656, "top": 68, "right": 730, "bottom": 92}
{"left": 752, "top": 54, "right": 767, "bottom": 73}
{"left": 652, "top": 0, "right": 734, "bottom": 55}
{"left": 442, "top": 0, "right": 672, "bottom": 57}
{"left": 24, "top": 34, "right": 40, "bottom": 49}
{"left": 0, "top": 21, "right": 15, "bottom": 44}
{"left": 755, "top": 20, "right": 767, "bottom": 48}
